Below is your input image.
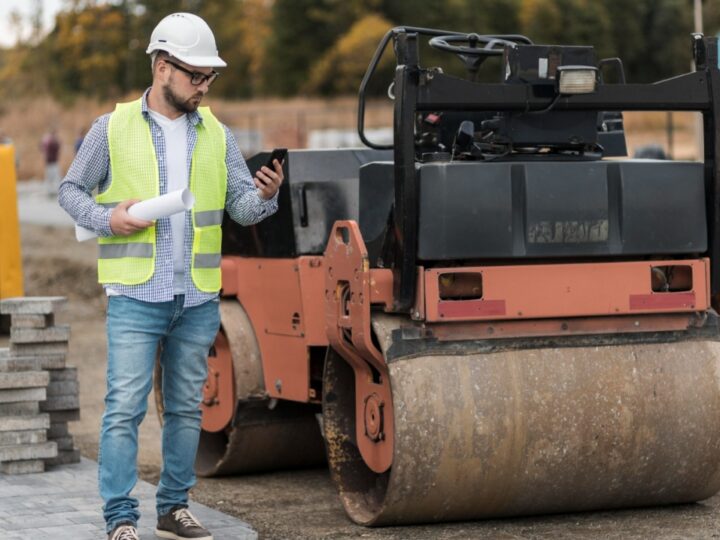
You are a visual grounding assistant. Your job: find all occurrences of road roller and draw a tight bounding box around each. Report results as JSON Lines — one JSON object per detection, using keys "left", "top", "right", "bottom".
{"left": 157, "top": 27, "right": 720, "bottom": 525}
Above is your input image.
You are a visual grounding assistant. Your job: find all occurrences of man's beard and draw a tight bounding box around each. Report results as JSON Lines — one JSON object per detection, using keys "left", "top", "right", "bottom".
{"left": 162, "top": 83, "right": 202, "bottom": 114}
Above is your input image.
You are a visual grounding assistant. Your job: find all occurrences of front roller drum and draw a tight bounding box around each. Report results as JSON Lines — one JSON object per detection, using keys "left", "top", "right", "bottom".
{"left": 323, "top": 332, "right": 720, "bottom": 525}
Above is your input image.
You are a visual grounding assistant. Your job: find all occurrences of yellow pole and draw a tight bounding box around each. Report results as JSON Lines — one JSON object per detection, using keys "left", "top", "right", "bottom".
{"left": 0, "top": 144, "right": 24, "bottom": 298}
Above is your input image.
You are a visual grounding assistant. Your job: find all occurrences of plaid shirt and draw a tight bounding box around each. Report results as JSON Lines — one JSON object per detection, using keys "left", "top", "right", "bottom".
{"left": 58, "top": 89, "right": 278, "bottom": 307}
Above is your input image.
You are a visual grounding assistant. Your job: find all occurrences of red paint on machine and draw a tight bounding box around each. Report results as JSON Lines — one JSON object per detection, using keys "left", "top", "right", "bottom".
{"left": 438, "top": 299, "right": 507, "bottom": 318}
{"left": 629, "top": 292, "right": 696, "bottom": 310}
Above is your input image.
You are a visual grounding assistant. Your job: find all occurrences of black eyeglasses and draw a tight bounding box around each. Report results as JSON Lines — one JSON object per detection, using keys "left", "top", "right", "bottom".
{"left": 164, "top": 59, "right": 219, "bottom": 87}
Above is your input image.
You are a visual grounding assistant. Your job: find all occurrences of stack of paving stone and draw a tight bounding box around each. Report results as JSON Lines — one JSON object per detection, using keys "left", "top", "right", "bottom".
{"left": 0, "top": 296, "right": 81, "bottom": 473}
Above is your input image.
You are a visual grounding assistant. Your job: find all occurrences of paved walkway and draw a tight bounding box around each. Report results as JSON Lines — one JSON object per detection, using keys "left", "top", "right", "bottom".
{"left": 0, "top": 458, "right": 257, "bottom": 539}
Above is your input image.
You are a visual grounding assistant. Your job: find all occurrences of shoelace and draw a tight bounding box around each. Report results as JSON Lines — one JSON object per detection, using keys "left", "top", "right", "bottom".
{"left": 173, "top": 507, "right": 203, "bottom": 529}
{"left": 113, "top": 525, "right": 139, "bottom": 540}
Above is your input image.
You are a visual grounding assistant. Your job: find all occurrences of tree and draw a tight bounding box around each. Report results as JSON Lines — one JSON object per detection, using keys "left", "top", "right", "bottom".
{"left": 304, "top": 13, "right": 394, "bottom": 95}
{"left": 197, "top": 0, "right": 267, "bottom": 98}
{"left": 45, "top": 4, "right": 128, "bottom": 99}
{"left": 264, "top": 0, "right": 377, "bottom": 95}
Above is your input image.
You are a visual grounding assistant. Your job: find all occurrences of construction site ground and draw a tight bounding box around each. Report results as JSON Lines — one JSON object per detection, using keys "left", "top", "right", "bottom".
{"left": 14, "top": 181, "right": 720, "bottom": 539}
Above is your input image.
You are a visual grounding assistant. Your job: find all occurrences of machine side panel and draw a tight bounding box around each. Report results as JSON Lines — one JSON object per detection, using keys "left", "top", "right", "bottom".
{"left": 620, "top": 161, "right": 707, "bottom": 253}
{"left": 231, "top": 258, "right": 312, "bottom": 403}
{"left": 424, "top": 259, "right": 710, "bottom": 322}
{"left": 297, "top": 256, "right": 330, "bottom": 346}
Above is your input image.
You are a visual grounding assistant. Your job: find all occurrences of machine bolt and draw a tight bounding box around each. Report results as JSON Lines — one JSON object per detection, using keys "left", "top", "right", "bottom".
{"left": 275, "top": 379, "right": 282, "bottom": 393}
{"left": 364, "top": 394, "right": 385, "bottom": 442}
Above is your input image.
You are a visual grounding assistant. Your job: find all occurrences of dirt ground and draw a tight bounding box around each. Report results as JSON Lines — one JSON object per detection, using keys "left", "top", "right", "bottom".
{"left": 16, "top": 222, "right": 720, "bottom": 540}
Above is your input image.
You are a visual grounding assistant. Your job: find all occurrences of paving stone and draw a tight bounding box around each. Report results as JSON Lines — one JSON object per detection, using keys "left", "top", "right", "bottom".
{"left": 0, "top": 371, "right": 49, "bottom": 389}
{"left": 0, "top": 355, "right": 41, "bottom": 372}
{"left": 0, "top": 457, "right": 258, "bottom": 538}
{"left": 47, "top": 380, "right": 79, "bottom": 397}
{"left": 47, "top": 422, "right": 69, "bottom": 438}
{"left": 0, "top": 401, "right": 40, "bottom": 415}
{"left": 48, "top": 410, "right": 80, "bottom": 423}
{"left": 37, "top": 523, "right": 98, "bottom": 539}
{"left": 10, "top": 325, "right": 70, "bottom": 344}
{"left": 0, "top": 387, "right": 46, "bottom": 403}
{"left": 0, "top": 414, "right": 50, "bottom": 432}
{"left": 50, "top": 436, "right": 74, "bottom": 451}
{"left": 0, "top": 459, "right": 44, "bottom": 475}
{"left": 40, "top": 395, "right": 80, "bottom": 411}
{"left": 0, "top": 429, "right": 46, "bottom": 446}
{"left": 2, "top": 514, "right": 72, "bottom": 529}
{"left": 1, "top": 354, "right": 66, "bottom": 372}
{"left": 48, "top": 367, "right": 77, "bottom": 382}
{"left": 44, "top": 448, "right": 80, "bottom": 466}
{"left": 9, "top": 342, "right": 69, "bottom": 357}
{"left": 0, "top": 297, "right": 67, "bottom": 316}
{"left": 10, "top": 314, "right": 53, "bottom": 328}
{"left": 0, "top": 441, "right": 57, "bottom": 461}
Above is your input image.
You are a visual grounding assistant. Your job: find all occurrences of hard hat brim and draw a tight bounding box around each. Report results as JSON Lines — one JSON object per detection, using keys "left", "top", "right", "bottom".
{"left": 146, "top": 44, "right": 227, "bottom": 68}
{"left": 170, "top": 52, "right": 227, "bottom": 68}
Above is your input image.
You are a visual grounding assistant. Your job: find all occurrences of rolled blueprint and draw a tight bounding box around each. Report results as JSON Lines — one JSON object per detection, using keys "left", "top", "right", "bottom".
{"left": 75, "top": 188, "right": 195, "bottom": 242}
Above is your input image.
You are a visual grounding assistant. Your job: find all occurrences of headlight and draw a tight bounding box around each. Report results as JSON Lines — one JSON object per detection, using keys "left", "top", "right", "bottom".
{"left": 556, "top": 66, "right": 598, "bottom": 94}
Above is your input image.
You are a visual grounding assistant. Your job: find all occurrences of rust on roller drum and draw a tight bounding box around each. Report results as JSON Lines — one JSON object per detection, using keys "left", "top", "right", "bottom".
{"left": 324, "top": 312, "right": 720, "bottom": 525}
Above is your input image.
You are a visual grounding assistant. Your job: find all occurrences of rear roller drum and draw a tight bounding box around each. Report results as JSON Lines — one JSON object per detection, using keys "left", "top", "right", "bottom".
{"left": 323, "top": 314, "right": 720, "bottom": 525}
{"left": 155, "top": 299, "right": 326, "bottom": 476}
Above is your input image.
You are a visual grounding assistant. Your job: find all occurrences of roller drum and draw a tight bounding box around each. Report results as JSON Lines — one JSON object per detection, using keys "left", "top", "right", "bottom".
{"left": 192, "top": 299, "right": 326, "bottom": 476}
{"left": 324, "top": 326, "right": 720, "bottom": 525}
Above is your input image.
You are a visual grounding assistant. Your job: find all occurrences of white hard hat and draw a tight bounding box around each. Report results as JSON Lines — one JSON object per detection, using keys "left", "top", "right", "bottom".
{"left": 146, "top": 13, "right": 226, "bottom": 68}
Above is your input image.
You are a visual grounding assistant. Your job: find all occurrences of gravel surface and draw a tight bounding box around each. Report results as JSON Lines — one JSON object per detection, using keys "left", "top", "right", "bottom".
{"left": 15, "top": 221, "right": 720, "bottom": 539}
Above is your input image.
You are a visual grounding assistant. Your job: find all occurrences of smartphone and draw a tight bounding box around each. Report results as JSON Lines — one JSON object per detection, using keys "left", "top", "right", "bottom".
{"left": 265, "top": 148, "right": 287, "bottom": 170}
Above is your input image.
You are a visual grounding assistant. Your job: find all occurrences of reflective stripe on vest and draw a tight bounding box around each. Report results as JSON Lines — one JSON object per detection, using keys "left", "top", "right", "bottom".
{"left": 194, "top": 253, "right": 222, "bottom": 268}
{"left": 99, "top": 243, "right": 154, "bottom": 259}
{"left": 194, "top": 209, "right": 224, "bottom": 227}
{"left": 97, "top": 98, "right": 227, "bottom": 291}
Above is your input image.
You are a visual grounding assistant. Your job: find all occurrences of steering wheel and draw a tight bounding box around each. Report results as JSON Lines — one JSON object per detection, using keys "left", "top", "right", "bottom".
{"left": 429, "top": 34, "right": 519, "bottom": 57}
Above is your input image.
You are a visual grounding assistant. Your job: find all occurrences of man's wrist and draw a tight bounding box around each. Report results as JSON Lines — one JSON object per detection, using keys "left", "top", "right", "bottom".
{"left": 94, "top": 206, "right": 115, "bottom": 237}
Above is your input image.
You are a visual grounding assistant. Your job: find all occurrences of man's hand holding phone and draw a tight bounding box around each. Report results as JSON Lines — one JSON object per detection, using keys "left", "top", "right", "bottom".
{"left": 255, "top": 148, "right": 286, "bottom": 200}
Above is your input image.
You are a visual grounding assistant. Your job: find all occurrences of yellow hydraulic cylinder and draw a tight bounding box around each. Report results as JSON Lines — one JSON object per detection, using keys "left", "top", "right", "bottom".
{"left": 0, "top": 144, "right": 23, "bottom": 298}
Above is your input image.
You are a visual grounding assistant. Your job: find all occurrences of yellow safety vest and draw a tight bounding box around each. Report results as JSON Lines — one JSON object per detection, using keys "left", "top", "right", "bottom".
{"left": 97, "top": 98, "right": 227, "bottom": 292}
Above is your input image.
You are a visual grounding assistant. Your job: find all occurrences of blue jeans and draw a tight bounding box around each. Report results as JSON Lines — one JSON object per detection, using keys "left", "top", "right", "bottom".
{"left": 99, "top": 295, "right": 220, "bottom": 532}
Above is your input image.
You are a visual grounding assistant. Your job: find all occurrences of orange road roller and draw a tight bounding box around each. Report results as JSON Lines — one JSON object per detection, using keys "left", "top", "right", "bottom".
{"left": 156, "top": 27, "right": 720, "bottom": 525}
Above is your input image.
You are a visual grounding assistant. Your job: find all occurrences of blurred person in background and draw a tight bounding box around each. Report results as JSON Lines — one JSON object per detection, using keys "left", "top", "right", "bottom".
{"left": 58, "top": 12, "right": 284, "bottom": 540}
{"left": 40, "top": 127, "right": 61, "bottom": 196}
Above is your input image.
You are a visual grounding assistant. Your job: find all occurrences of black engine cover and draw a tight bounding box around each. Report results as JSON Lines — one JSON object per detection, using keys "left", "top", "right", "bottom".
{"left": 360, "top": 160, "right": 706, "bottom": 261}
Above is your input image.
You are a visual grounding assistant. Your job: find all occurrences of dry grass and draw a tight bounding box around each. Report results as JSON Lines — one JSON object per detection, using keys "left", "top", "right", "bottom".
{"left": 3, "top": 95, "right": 703, "bottom": 181}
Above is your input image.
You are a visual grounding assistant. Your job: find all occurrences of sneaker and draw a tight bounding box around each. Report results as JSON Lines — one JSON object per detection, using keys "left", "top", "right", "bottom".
{"left": 108, "top": 522, "right": 139, "bottom": 540}
{"left": 155, "top": 506, "right": 213, "bottom": 540}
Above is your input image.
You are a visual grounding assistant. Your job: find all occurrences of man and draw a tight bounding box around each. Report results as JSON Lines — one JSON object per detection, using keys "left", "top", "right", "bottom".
{"left": 41, "top": 127, "right": 61, "bottom": 196}
{"left": 58, "top": 13, "right": 284, "bottom": 540}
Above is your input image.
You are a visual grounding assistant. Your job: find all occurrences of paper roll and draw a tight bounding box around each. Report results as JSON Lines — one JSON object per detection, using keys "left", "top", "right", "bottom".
{"left": 75, "top": 188, "right": 196, "bottom": 242}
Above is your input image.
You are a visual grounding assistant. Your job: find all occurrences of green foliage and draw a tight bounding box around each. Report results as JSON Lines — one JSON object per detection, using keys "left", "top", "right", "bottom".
{"left": 1, "top": 0, "right": 714, "bottom": 99}
{"left": 264, "top": 0, "right": 374, "bottom": 95}
{"left": 304, "top": 13, "right": 394, "bottom": 95}
{"left": 44, "top": 4, "right": 128, "bottom": 99}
